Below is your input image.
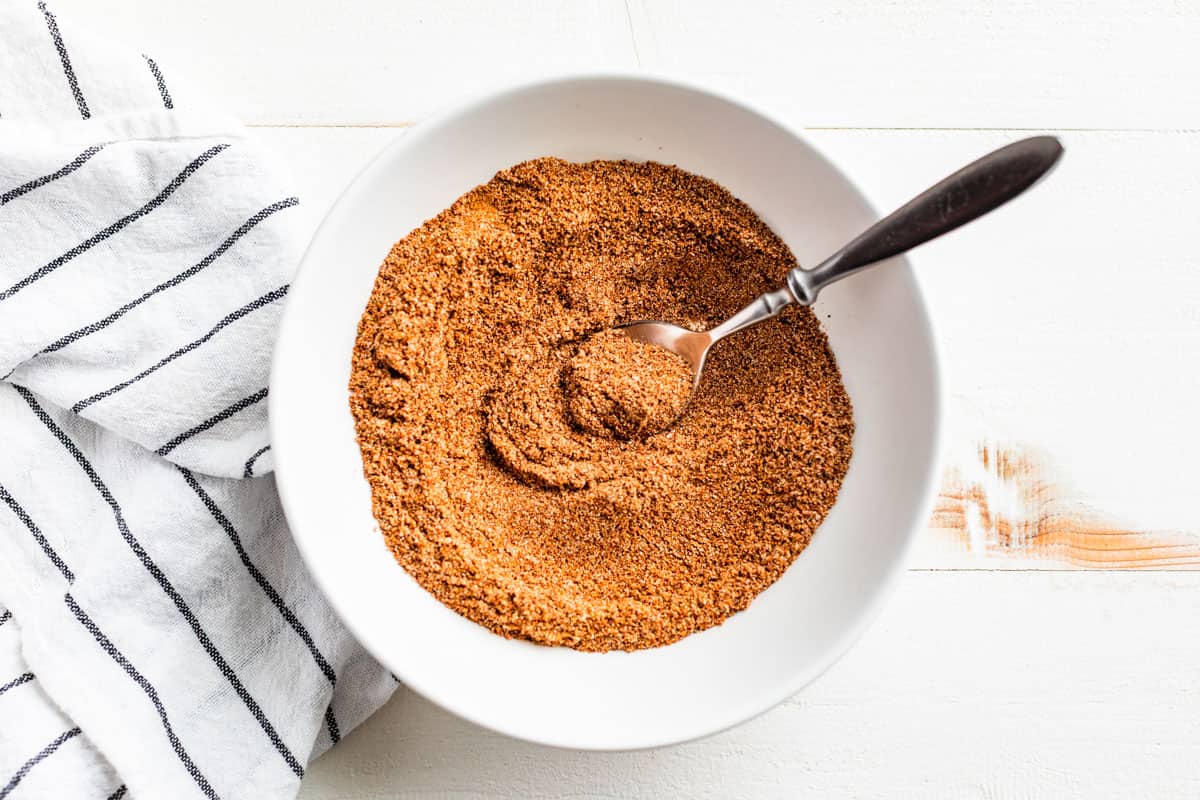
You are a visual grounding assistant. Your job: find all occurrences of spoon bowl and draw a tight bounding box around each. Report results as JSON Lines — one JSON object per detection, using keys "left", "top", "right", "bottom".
{"left": 617, "top": 321, "right": 711, "bottom": 387}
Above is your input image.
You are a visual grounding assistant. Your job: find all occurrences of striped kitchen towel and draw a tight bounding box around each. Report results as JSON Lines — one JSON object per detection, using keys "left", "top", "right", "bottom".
{"left": 0, "top": 4, "right": 396, "bottom": 798}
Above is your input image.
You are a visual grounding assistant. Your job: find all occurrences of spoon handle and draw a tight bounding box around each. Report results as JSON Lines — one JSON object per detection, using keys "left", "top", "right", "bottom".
{"left": 786, "top": 136, "right": 1063, "bottom": 304}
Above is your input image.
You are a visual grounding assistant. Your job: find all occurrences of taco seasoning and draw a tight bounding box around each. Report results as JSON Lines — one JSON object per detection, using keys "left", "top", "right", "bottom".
{"left": 349, "top": 158, "right": 854, "bottom": 652}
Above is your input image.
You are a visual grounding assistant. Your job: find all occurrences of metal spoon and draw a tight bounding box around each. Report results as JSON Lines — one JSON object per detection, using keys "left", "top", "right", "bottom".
{"left": 620, "top": 136, "right": 1064, "bottom": 386}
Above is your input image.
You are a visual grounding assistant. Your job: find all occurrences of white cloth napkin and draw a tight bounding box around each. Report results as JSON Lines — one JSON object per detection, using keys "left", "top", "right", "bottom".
{"left": 0, "top": 4, "right": 397, "bottom": 798}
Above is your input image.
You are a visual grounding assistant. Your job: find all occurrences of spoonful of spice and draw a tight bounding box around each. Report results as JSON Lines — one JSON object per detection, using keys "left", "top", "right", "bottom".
{"left": 620, "top": 136, "right": 1064, "bottom": 387}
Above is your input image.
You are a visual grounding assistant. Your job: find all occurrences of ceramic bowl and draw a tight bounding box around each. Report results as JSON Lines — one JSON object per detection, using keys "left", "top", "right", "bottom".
{"left": 270, "top": 74, "right": 942, "bottom": 750}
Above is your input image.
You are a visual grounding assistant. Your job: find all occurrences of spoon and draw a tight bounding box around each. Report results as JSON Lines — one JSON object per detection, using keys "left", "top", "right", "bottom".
{"left": 620, "top": 135, "right": 1064, "bottom": 386}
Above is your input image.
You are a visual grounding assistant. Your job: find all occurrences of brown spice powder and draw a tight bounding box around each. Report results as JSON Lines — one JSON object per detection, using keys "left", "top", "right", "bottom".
{"left": 563, "top": 330, "right": 693, "bottom": 441}
{"left": 349, "top": 158, "right": 854, "bottom": 652}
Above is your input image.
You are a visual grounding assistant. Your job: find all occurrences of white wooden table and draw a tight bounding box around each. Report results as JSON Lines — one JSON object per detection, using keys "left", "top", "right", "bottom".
{"left": 60, "top": 2, "right": 1200, "bottom": 796}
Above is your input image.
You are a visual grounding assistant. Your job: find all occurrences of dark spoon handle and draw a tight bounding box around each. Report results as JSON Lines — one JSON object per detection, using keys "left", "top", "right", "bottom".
{"left": 787, "top": 136, "right": 1064, "bottom": 304}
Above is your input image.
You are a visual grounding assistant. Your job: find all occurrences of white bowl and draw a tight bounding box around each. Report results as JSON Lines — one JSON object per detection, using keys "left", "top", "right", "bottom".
{"left": 270, "top": 74, "right": 942, "bottom": 750}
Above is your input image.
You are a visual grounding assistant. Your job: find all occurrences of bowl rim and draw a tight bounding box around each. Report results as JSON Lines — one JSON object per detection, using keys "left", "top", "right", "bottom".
{"left": 269, "top": 70, "right": 945, "bottom": 750}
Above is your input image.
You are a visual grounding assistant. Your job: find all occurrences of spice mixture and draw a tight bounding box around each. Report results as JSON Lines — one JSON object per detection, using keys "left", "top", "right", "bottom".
{"left": 349, "top": 158, "right": 854, "bottom": 652}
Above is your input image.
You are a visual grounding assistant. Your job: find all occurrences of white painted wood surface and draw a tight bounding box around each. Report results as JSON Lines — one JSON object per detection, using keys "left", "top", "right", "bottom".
{"left": 299, "top": 572, "right": 1200, "bottom": 799}
{"left": 52, "top": 1, "right": 1200, "bottom": 796}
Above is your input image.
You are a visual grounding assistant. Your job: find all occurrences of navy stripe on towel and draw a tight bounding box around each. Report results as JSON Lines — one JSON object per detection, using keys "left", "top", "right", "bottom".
{"left": 0, "top": 144, "right": 229, "bottom": 304}
{"left": 73, "top": 285, "right": 289, "bottom": 412}
{"left": 66, "top": 594, "right": 220, "bottom": 800}
{"left": 181, "top": 468, "right": 341, "bottom": 742}
{"left": 324, "top": 705, "right": 341, "bottom": 745}
{"left": 156, "top": 387, "right": 268, "bottom": 457}
{"left": 37, "top": 2, "right": 89, "bottom": 119}
{"left": 179, "top": 468, "right": 337, "bottom": 684}
{"left": 106, "top": 786, "right": 128, "bottom": 800}
{"left": 0, "top": 144, "right": 105, "bottom": 206}
{"left": 243, "top": 445, "right": 270, "bottom": 478}
{"left": 0, "top": 726, "right": 81, "bottom": 799}
{"left": 40, "top": 198, "right": 299, "bottom": 355}
{"left": 0, "top": 476, "right": 218, "bottom": 798}
{"left": 143, "top": 55, "right": 173, "bottom": 109}
{"left": 0, "top": 481, "right": 74, "bottom": 582}
{"left": 17, "top": 386, "right": 304, "bottom": 779}
{"left": 0, "top": 672, "right": 34, "bottom": 696}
